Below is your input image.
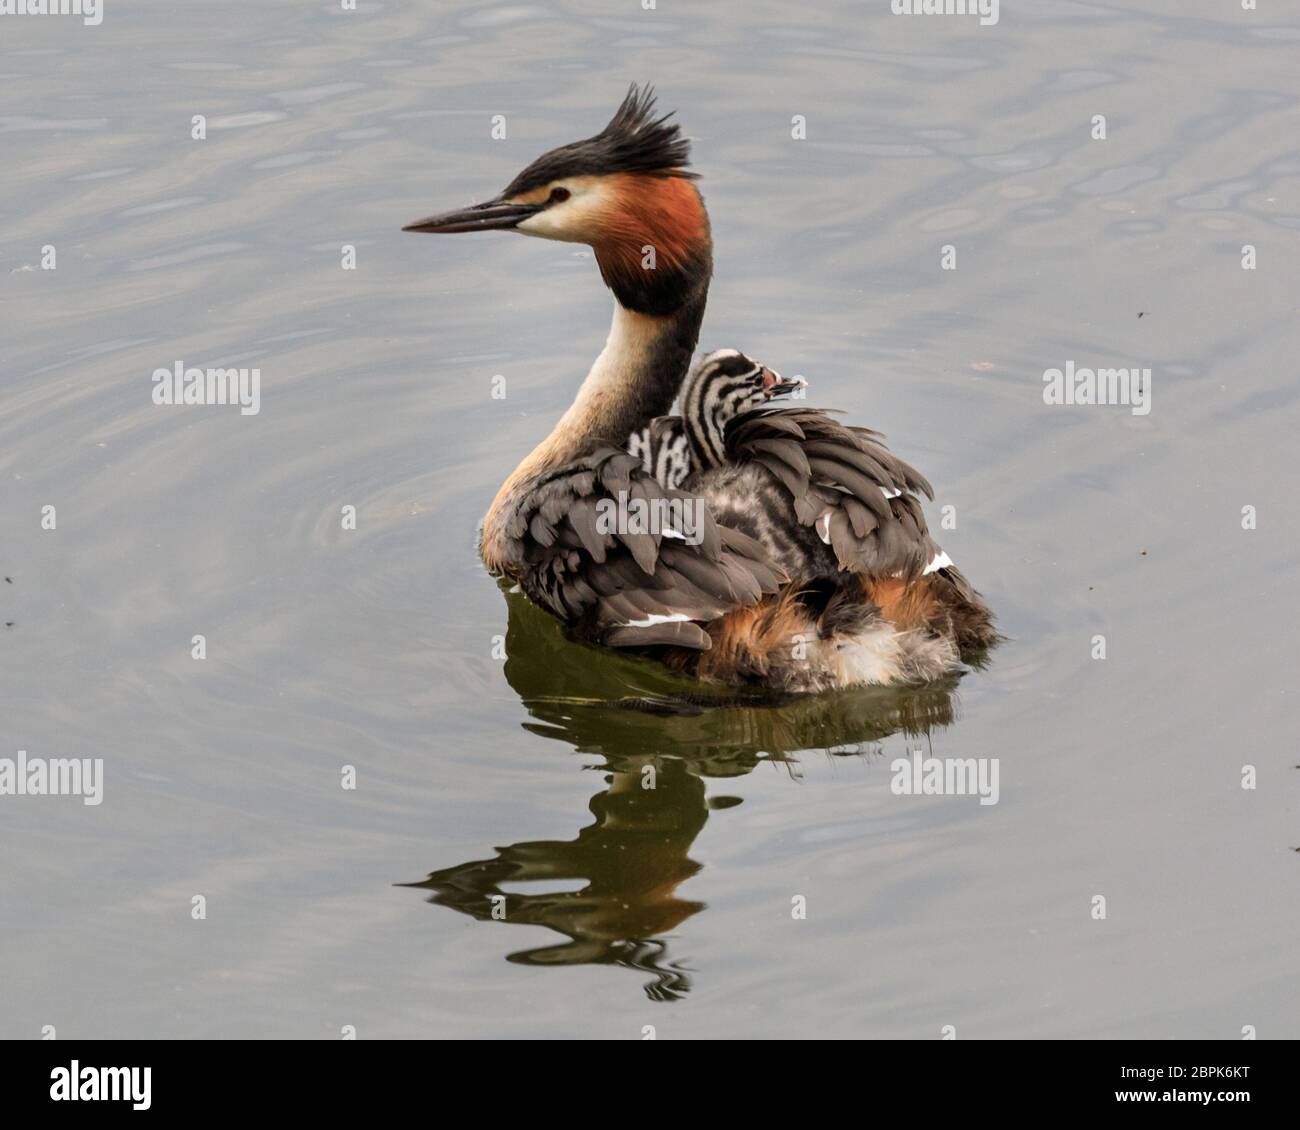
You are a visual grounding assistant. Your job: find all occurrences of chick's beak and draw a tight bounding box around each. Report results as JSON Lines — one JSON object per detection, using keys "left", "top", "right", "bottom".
{"left": 402, "top": 198, "right": 541, "bottom": 234}
{"left": 761, "top": 367, "right": 807, "bottom": 398}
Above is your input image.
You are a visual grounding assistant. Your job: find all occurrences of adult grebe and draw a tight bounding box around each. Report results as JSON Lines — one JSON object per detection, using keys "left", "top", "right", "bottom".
{"left": 404, "top": 86, "right": 996, "bottom": 691}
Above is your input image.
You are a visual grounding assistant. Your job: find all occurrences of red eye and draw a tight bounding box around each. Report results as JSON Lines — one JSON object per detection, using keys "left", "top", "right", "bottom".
{"left": 549, "top": 187, "right": 571, "bottom": 203}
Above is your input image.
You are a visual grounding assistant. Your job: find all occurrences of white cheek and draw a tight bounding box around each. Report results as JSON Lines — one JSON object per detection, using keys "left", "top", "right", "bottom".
{"left": 515, "top": 208, "right": 582, "bottom": 242}
{"left": 514, "top": 190, "right": 611, "bottom": 242}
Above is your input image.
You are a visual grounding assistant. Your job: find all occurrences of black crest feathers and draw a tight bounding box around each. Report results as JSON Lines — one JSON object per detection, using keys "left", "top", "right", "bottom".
{"left": 503, "top": 84, "right": 696, "bottom": 197}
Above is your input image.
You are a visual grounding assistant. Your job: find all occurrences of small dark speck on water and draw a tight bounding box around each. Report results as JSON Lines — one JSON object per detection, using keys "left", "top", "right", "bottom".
{"left": 1138, "top": 312, "right": 1147, "bottom": 318}
{"left": 1140, "top": 550, "right": 1148, "bottom": 556}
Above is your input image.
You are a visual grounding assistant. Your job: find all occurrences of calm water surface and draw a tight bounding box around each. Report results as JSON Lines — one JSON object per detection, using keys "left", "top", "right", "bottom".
{"left": 2, "top": 1, "right": 1298, "bottom": 1038}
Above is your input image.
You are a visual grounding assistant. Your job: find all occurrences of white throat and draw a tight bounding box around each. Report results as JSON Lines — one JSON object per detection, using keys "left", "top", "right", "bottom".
{"left": 555, "top": 303, "right": 662, "bottom": 434}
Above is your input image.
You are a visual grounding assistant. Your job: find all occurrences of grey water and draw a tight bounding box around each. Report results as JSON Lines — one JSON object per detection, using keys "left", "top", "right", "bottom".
{"left": 1, "top": 0, "right": 1297, "bottom": 1038}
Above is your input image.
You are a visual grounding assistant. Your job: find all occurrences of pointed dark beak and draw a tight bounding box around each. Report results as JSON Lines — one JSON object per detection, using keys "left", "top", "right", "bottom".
{"left": 762, "top": 368, "right": 807, "bottom": 399}
{"left": 402, "top": 198, "right": 541, "bottom": 235}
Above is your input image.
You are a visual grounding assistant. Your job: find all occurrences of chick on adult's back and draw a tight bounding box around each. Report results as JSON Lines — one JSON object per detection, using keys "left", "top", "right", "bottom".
{"left": 403, "top": 86, "right": 996, "bottom": 690}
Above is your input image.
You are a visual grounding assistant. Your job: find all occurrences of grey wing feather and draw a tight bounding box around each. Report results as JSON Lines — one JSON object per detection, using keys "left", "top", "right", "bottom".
{"left": 489, "top": 447, "right": 786, "bottom": 650}
{"left": 723, "top": 406, "right": 941, "bottom": 579}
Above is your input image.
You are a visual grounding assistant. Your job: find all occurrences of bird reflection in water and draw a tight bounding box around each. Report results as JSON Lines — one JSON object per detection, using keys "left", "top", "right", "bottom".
{"left": 403, "top": 588, "right": 963, "bottom": 1001}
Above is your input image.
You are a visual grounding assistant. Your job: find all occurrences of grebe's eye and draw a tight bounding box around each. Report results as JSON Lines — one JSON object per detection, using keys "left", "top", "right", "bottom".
{"left": 548, "top": 187, "right": 571, "bottom": 204}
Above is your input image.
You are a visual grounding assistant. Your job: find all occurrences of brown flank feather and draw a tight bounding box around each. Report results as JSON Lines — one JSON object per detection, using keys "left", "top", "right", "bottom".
{"left": 667, "top": 587, "right": 815, "bottom": 685}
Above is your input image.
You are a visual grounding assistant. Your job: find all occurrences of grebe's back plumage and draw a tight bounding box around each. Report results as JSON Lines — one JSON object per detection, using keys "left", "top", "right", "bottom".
{"left": 404, "top": 86, "right": 996, "bottom": 690}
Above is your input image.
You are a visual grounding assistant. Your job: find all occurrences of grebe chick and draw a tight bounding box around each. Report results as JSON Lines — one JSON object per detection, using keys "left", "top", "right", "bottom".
{"left": 627, "top": 349, "right": 804, "bottom": 489}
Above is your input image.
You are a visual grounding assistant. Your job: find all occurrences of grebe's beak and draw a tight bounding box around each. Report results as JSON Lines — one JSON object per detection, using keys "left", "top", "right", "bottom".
{"left": 402, "top": 198, "right": 542, "bottom": 234}
{"left": 762, "top": 368, "right": 807, "bottom": 399}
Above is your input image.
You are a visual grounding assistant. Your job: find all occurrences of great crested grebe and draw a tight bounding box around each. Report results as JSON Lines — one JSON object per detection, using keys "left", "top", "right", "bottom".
{"left": 404, "top": 86, "right": 996, "bottom": 691}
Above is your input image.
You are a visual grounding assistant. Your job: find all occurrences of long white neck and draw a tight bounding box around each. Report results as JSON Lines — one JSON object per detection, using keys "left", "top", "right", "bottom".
{"left": 481, "top": 291, "right": 707, "bottom": 574}
{"left": 515, "top": 294, "right": 706, "bottom": 473}
{"left": 553, "top": 305, "right": 671, "bottom": 443}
